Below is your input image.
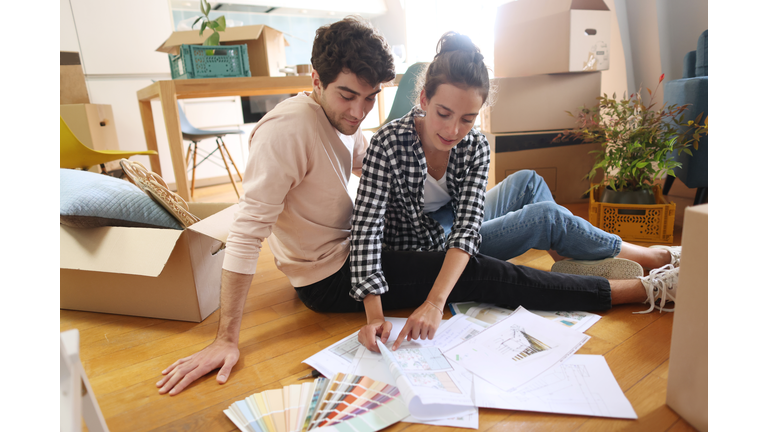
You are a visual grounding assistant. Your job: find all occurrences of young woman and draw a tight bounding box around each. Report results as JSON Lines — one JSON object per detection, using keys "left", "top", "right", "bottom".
{"left": 350, "top": 32, "right": 680, "bottom": 351}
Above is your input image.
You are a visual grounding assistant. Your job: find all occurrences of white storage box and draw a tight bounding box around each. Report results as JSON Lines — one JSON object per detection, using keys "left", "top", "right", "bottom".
{"left": 495, "top": 0, "right": 611, "bottom": 77}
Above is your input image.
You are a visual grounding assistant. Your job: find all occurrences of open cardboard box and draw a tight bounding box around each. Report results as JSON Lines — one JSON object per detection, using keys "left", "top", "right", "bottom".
{"left": 61, "top": 203, "right": 238, "bottom": 322}
{"left": 494, "top": 0, "right": 611, "bottom": 77}
{"left": 157, "top": 25, "right": 289, "bottom": 77}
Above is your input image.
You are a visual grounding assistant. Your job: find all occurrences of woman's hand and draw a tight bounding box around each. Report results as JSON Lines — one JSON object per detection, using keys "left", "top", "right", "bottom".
{"left": 358, "top": 319, "right": 393, "bottom": 353}
{"left": 393, "top": 301, "right": 444, "bottom": 350}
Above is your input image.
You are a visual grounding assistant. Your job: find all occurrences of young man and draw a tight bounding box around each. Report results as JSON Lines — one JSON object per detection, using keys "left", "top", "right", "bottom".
{"left": 157, "top": 16, "right": 676, "bottom": 396}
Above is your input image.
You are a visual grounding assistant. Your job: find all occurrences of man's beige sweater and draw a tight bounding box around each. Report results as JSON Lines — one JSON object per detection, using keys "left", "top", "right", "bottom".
{"left": 222, "top": 93, "right": 366, "bottom": 287}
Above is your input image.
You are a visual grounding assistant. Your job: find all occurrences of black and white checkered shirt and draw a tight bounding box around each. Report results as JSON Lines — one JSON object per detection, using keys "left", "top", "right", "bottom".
{"left": 349, "top": 106, "right": 490, "bottom": 301}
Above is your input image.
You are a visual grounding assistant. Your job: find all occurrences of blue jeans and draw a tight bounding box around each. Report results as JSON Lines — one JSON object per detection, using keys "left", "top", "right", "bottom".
{"left": 430, "top": 170, "right": 622, "bottom": 261}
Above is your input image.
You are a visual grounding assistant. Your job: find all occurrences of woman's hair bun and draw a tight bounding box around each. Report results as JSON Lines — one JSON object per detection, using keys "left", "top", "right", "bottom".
{"left": 436, "top": 31, "right": 480, "bottom": 59}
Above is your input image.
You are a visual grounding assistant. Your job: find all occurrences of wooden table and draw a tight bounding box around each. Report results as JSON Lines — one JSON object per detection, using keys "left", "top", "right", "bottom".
{"left": 137, "top": 75, "right": 400, "bottom": 201}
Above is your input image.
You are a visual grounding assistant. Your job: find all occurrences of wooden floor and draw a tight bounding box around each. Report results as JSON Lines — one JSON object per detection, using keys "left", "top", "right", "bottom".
{"left": 61, "top": 181, "right": 697, "bottom": 432}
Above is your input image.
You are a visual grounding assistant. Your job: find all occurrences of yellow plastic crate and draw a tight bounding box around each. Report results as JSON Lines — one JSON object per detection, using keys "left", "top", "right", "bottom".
{"left": 588, "top": 184, "right": 675, "bottom": 244}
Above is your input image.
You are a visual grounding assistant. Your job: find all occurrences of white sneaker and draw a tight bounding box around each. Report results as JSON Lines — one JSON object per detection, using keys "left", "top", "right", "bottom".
{"left": 650, "top": 245, "right": 681, "bottom": 268}
{"left": 551, "top": 258, "right": 644, "bottom": 279}
{"left": 635, "top": 264, "right": 679, "bottom": 314}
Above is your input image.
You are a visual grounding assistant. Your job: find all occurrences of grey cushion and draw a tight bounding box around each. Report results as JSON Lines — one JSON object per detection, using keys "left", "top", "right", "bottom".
{"left": 695, "top": 30, "right": 708, "bottom": 77}
{"left": 60, "top": 169, "right": 183, "bottom": 230}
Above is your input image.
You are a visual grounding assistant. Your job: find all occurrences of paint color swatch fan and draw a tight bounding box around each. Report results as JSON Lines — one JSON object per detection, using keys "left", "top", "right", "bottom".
{"left": 224, "top": 373, "right": 409, "bottom": 432}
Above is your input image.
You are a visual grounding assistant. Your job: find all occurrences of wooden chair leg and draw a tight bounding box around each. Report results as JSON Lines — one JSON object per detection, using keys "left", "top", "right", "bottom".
{"left": 185, "top": 142, "right": 193, "bottom": 169}
{"left": 218, "top": 137, "right": 243, "bottom": 181}
{"left": 190, "top": 142, "right": 198, "bottom": 198}
{"left": 216, "top": 140, "right": 240, "bottom": 199}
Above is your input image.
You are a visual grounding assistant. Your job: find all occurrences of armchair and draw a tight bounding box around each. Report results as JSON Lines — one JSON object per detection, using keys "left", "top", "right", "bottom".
{"left": 662, "top": 30, "right": 708, "bottom": 205}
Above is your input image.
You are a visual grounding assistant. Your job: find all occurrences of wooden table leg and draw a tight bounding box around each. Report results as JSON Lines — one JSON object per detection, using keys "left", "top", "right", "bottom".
{"left": 137, "top": 98, "right": 162, "bottom": 177}
{"left": 158, "top": 81, "right": 191, "bottom": 202}
{"left": 377, "top": 91, "right": 387, "bottom": 125}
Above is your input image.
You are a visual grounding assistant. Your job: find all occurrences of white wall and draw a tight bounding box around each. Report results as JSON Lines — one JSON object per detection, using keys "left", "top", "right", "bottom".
{"left": 656, "top": 0, "right": 708, "bottom": 81}
{"left": 618, "top": 0, "right": 708, "bottom": 102}
{"left": 600, "top": 0, "right": 629, "bottom": 100}
{"left": 60, "top": 0, "right": 80, "bottom": 52}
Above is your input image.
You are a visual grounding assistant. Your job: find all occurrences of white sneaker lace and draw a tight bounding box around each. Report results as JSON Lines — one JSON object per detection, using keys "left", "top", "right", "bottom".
{"left": 634, "top": 264, "right": 678, "bottom": 314}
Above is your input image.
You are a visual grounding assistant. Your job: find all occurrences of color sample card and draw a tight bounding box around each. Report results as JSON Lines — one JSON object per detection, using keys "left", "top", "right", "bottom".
{"left": 224, "top": 373, "right": 408, "bottom": 432}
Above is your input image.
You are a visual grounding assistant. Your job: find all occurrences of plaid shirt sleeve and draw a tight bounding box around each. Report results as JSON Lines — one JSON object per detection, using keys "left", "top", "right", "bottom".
{"left": 446, "top": 131, "right": 490, "bottom": 256}
{"left": 349, "top": 132, "right": 393, "bottom": 301}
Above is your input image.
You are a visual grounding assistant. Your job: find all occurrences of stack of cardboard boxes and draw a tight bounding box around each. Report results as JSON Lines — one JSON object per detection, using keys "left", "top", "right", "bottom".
{"left": 481, "top": 0, "right": 611, "bottom": 202}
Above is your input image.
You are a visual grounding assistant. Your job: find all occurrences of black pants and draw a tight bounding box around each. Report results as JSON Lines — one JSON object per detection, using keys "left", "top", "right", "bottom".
{"left": 294, "top": 251, "right": 612, "bottom": 313}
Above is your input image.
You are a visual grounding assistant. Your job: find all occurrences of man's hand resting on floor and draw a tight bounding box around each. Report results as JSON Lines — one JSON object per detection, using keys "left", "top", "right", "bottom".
{"left": 156, "top": 339, "right": 240, "bottom": 396}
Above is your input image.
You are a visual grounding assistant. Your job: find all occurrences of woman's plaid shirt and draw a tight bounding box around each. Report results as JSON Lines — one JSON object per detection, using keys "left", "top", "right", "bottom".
{"left": 349, "top": 106, "right": 490, "bottom": 301}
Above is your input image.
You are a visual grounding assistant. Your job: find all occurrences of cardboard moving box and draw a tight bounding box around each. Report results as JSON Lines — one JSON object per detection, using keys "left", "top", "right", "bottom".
{"left": 61, "top": 103, "right": 122, "bottom": 172}
{"left": 666, "top": 204, "right": 708, "bottom": 431}
{"left": 480, "top": 72, "right": 602, "bottom": 134}
{"left": 60, "top": 104, "right": 119, "bottom": 151}
{"left": 487, "top": 131, "right": 602, "bottom": 203}
{"left": 157, "top": 25, "right": 289, "bottom": 77}
{"left": 61, "top": 203, "right": 237, "bottom": 322}
{"left": 495, "top": 0, "right": 611, "bottom": 77}
{"left": 61, "top": 51, "right": 90, "bottom": 104}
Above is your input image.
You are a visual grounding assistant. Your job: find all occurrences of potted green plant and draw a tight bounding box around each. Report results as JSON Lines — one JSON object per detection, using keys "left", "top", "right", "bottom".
{"left": 555, "top": 74, "right": 708, "bottom": 204}
{"left": 193, "top": 0, "right": 226, "bottom": 53}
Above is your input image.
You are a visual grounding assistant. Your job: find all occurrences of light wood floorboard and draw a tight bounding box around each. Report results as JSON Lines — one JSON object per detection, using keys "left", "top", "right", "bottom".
{"left": 62, "top": 181, "right": 695, "bottom": 431}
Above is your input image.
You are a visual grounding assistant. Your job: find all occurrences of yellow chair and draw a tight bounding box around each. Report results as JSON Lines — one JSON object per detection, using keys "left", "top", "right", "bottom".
{"left": 60, "top": 117, "right": 157, "bottom": 172}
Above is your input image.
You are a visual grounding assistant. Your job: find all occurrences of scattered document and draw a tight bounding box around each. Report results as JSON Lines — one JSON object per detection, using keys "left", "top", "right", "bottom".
{"left": 475, "top": 355, "right": 637, "bottom": 419}
{"left": 303, "top": 318, "right": 410, "bottom": 379}
{"left": 445, "top": 306, "right": 590, "bottom": 392}
{"left": 449, "top": 302, "right": 602, "bottom": 333}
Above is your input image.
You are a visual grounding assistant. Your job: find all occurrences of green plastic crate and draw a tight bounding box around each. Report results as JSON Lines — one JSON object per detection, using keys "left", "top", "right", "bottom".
{"left": 169, "top": 44, "right": 251, "bottom": 79}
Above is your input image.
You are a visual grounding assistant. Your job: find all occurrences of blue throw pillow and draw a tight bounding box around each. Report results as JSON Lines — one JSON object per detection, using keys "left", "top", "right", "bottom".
{"left": 60, "top": 169, "right": 184, "bottom": 230}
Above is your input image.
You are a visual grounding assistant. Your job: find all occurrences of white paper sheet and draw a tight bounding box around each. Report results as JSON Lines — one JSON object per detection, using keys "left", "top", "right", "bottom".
{"left": 302, "top": 318, "right": 410, "bottom": 378}
{"left": 450, "top": 302, "right": 602, "bottom": 333}
{"left": 445, "top": 306, "right": 590, "bottom": 393}
{"left": 475, "top": 355, "right": 637, "bottom": 419}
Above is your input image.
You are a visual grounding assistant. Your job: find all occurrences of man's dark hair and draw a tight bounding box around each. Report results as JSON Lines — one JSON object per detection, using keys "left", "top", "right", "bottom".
{"left": 311, "top": 16, "right": 396, "bottom": 88}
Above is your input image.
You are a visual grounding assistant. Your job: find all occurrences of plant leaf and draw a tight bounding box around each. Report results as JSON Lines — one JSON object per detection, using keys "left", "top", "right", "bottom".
{"left": 200, "top": 0, "right": 207, "bottom": 16}
{"left": 199, "top": 21, "right": 207, "bottom": 36}
{"left": 215, "top": 15, "right": 227, "bottom": 31}
{"left": 192, "top": 16, "right": 203, "bottom": 28}
{"left": 205, "top": 31, "right": 220, "bottom": 46}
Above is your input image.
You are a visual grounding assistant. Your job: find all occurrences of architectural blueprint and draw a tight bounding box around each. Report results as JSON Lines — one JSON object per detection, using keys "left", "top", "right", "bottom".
{"left": 445, "top": 306, "right": 590, "bottom": 392}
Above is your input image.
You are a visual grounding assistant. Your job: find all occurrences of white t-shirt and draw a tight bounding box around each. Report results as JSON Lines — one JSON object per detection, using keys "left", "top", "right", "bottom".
{"left": 336, "top": 130, "right": 355, "bottom": 155}
{"left": 423, "top": 172, "right": 451, "bottom": 213}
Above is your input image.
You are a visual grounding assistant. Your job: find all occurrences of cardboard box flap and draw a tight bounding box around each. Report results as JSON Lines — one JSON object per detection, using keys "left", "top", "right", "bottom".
{"left": 61, "top": 225, "right": 183, "bottom": 277}
{"left": 186, "top": 203, "right": 238, "bottom": 244}
{"left": 157, "top": 25, "right": 290, "bottom": 54}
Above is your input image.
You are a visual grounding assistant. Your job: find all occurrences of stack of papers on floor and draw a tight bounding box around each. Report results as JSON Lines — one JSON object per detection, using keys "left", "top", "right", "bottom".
{"left": 242, "top": 306, "right": 637, "bottom": 430}
{"left": 224, "top": 373, "right": 409, "bottom": 432}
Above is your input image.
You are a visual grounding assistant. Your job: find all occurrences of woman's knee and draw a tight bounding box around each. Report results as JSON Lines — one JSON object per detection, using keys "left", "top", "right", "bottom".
{"left": 503, "top": 169, "right": 539, "bottom": 187}
{"left": 529, "top": 201, "right": 565, "bottom": 220}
